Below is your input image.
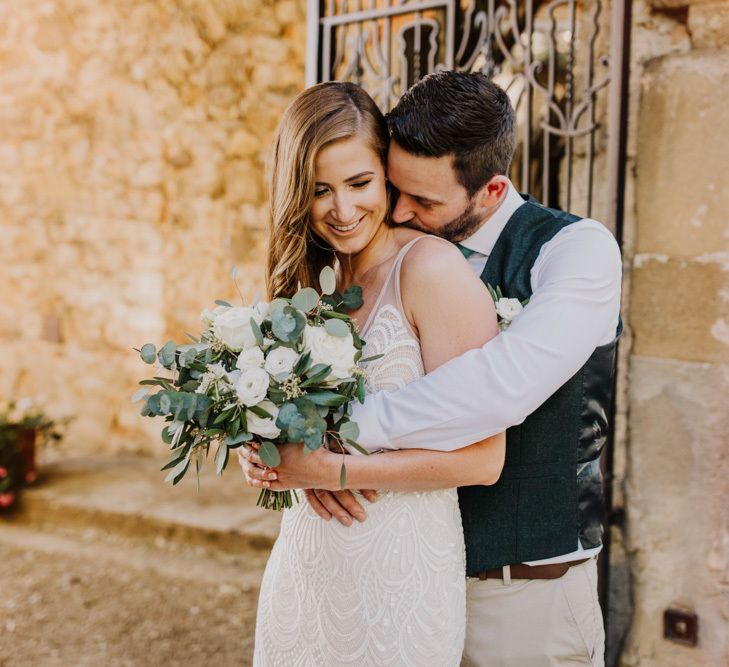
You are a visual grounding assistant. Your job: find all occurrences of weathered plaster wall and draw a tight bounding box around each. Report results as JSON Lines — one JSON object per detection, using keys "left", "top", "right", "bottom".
{"left": 0, "top": 0, "right": 307, "bottom": 455}
{"left": 621, "top": 6, "right": 729, "bottom": 665}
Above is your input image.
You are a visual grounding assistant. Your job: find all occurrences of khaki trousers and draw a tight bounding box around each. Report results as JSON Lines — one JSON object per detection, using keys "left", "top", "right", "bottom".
{"left": 461, "top": 558, "right": 605, "bottom": 667}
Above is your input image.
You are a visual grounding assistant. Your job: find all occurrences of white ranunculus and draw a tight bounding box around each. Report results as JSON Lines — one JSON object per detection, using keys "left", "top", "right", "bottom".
{"left": 200, "top": 305, "right": 229, "bottom": 328}
{"left": 213, "top": 306, "right": 264, "bottom": 351}
{"left": 236, "top": 346, "right": 265, "bottom": 370}
{"left": 246, "top": 400, "right": 281, "bottom": 439}
{"left": 235, "top": 367, "right": 270, "bottom": 406}
{"left": 264, "top": 346, "right": 299, "bottom": 377}
{"left": 303, "top": 324, "right": 357, "bottom": 380}
{"left": 495, "top": 298, "right": 524, "bottom": 322}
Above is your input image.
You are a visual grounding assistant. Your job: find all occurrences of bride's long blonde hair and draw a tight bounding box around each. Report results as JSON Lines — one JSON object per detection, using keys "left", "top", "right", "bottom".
{"left": 266, "top": 82, "right": 388, "bottom": 299}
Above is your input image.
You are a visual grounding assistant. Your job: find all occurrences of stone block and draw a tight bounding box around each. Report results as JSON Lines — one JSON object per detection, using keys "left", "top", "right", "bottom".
{"left": 624, "top": 356, "right": 729, "bottom": 667}
{"left": 636, "top": 51, "right": 729, "bottom": 257}
{"left": 630, "top": 254, "right": 729, "bottom": 362}
{"left": 688, "top": 1, "right": 729, "bottom": 48}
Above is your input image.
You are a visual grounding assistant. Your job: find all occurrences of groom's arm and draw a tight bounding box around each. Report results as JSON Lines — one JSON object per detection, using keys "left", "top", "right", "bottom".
{"left": 352, "top": 220, "right": 622, "bottom": 452}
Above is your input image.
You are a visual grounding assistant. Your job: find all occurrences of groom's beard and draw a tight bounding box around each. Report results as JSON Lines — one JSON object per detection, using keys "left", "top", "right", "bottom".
{"left": 403, "top": 199, "right": 485, "bottom": 243}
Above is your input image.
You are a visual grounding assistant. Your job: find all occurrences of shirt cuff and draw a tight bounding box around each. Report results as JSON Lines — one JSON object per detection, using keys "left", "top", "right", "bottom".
{"left": 349, "top": 394, "right": 393, "bottom": 452}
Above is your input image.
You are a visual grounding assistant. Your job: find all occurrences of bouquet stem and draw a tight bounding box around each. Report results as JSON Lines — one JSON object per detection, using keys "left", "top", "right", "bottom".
{"left": 256, "top": 488, "right": 300, "bottom": 511}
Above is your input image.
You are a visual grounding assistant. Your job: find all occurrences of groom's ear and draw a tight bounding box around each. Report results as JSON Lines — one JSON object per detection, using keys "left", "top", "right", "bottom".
{"left": 475, "top": 175, "right": 508, "bottom": 209}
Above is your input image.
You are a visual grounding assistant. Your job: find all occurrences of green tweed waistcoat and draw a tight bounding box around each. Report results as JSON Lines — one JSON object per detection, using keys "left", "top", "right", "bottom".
{"left": 458, "top": 195, "right": 621, "bottom": 575}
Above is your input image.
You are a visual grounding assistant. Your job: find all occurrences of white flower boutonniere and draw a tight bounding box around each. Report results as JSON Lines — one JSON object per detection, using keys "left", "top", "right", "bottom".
{"left": 487, "top": 283, "right": 529, "bottom": 331}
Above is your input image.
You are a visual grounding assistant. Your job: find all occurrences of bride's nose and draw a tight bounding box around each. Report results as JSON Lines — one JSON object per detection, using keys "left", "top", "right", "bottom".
{"left": 331, "top": 192, "right": 358, "bottom": 224}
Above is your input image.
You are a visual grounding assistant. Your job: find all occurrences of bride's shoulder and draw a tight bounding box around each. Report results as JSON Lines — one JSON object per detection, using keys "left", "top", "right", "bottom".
{"left": 398, "top": 232, "right": 469, "bottom": 280}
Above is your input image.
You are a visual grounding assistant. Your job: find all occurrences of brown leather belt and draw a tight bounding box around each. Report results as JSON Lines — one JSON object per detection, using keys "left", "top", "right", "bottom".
{"left": 475, "top": 557, "right": 590, "bottom": 581}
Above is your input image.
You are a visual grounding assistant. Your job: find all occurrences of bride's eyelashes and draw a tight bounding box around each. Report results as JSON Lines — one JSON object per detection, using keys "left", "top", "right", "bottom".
{"left": 313, "top": 180, "right": 373, "bottom": 198}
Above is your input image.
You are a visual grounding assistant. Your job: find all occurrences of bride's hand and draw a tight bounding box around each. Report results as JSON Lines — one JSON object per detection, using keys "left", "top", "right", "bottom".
{"left": 238, "top": 442, "right": 338, "bottom": 491}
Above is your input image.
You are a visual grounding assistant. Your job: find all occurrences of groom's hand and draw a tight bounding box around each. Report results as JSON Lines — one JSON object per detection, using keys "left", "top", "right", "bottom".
{"left": 304, "top": 489, "right": 378, "bottom": 526}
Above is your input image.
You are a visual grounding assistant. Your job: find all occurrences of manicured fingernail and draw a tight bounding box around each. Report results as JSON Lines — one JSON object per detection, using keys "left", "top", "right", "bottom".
{"left": 267, "top": 473, "right": 277, "bottom": 480}
{"left": 339, "top": 516, "right": 352, "bottom": 526}
{"left": 354, "top": 512, "right": 366, "bottom": 522}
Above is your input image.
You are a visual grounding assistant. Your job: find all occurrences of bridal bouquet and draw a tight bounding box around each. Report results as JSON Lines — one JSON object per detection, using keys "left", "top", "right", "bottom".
{"left": 135, "top": 267, "right": 374, "bottom": 510}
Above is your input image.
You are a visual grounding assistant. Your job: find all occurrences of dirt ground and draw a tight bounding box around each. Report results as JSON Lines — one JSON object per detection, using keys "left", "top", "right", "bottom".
{"left": 0, "top": 524, "right": 265, "bottom": 667}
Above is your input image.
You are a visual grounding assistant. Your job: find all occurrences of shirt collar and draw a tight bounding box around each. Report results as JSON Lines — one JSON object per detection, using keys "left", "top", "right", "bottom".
{"left": 459, "top": 179, "right": 525, "bottom": 257}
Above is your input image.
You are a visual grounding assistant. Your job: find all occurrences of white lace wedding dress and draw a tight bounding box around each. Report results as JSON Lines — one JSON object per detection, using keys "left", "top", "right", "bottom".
{"left": 253, "top": 237, "right": 466, "bottom": 666}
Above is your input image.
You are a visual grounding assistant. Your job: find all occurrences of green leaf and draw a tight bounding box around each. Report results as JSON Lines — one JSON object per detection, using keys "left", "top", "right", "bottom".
{"left": 164, "top": 457, "right": 190, "bottom": 484}
{"left": 131, "top": 387, "right": 149, "bottom": 403}
{"left": 358, "top": 353, "right": 384, "bottom": 363}
{"left": 275, "top": 399, "right": 327, "bottom": 450}
{"left": 319, "top": 266, "right": 336, "bottom": 295}
{"left": 339, "top": 462, "right": 347, "bottom": 489}
{"left": 213, "top": 408, "right": 235, "bottom": 425}
{"left": 291, "top": 287, "right": 320, "bottom": 313}
{"left": 215, "top": 442, "right": 229, "bottom": 475}
{"left": 271, "top": 306, "right": 306, "bottom": 343}
{"left": 215, "top": 299, "right": 232, "bottom": 307}
{"left": 293, "top": 351, "right": 311, "bottom": 376}
{"left": 259, "top": 441, "right": 281, "bottom": 467}
{"left": 159, "top": 393, "right": 172, "bottom": 414}
{"left": 320, "top": 310, "right": 351, "bottom": 321}
{"left": 161, "top": 453, "right": 186, "bottom": 472}
{"left": 184, "top": 332, "right": 199, "bottom": 343}
{"left": 140, "top": 344, "right": 157, "bottom": 364}
{"left": 299, "top": 364, "right": 332, "bottom": 387}
{"left": 486, "top": 283, "right": 498, "bottom": 302}
{"left": 356, "top": 376, "right": 366, "bottom": 404}
{"left": 342, "top": 286, "right": 363, "bottom": 310}
{"left": 269, "top": 298, "right": 289, "bottom": 314}
{"left": 250, "top": 317, "right": 264, "bottom": 347}
{"left": 338, "top": 420, "right": 360, "bottom": 442}
{"left": 247, "top": 404, "right": 273, "bottom": 419}
{"left": 324, "top": 318, "right": 351, "bottom": 338}
{"left": 346, "top": 439, "right": 370, "bottom": 456}
{"left": 306, "top": 391, "right": 349, "bottom": 407}
{"left": 224, "top": 431, "right": 252, "bottom": 447}
{"left": 158, "top": 341, "right": 176, "bottom": 367}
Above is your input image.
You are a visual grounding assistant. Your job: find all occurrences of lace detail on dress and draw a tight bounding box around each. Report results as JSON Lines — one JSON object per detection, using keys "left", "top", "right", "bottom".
{"left": 253, "top": 236, "right": 466, "bottom": 667}
{"left": 361, "top": 304, "right": 424, "bottom": 392}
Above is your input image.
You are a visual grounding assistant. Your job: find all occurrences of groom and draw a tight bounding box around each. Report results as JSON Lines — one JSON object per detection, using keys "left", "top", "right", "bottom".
{"left": 244, "top": 71, "right": 622, "bottom": 666}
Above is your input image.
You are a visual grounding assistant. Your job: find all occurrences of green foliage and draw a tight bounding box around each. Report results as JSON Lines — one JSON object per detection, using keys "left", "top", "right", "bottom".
{"left": 319, "top": 266, "right": 336, "bottom": 295}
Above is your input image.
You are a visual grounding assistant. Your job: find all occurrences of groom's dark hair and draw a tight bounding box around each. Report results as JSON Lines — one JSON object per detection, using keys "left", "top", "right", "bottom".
{"left": 387, "top": 71, "right": 516, "bottom": 197}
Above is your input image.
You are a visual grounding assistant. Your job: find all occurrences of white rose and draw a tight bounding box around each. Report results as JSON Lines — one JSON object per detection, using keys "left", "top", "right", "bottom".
{"left": 264, "top": 346, "right": 299, "bottom": 377}
{"left": 303, "top": 325, "right": 357, "bottom": 380}
{"left": 200, "top": 305, "right": 228, "bottom": 328}
{"left": 495, "top": 298, "right": 524, "bottom": 322}
{"left": 246, "top": 400, "right": 281, "bottom": 439}
{"left": 254, "top": 300, "right": 270, "bottom": 320}
{"left": 236, "top": 346, "right": 265, "bottom": 370}
{"left": 235, "top": 367, "right": 270, "bottom": 406}
{"left": 213, "top": 306, "right": 264, "bottom": 351}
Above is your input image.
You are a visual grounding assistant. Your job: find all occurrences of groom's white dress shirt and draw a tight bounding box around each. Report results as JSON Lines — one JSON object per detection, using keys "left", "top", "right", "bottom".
{"left": 351, "top": 180, "right": 622, "bottom": 565}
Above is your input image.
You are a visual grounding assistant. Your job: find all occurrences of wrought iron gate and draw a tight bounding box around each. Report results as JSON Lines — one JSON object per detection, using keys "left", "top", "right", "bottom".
{"left": 306, "top": 0, "right": 630, "bottom": 236}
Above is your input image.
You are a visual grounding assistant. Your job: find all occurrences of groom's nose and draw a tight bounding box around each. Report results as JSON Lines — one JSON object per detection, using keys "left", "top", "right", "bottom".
{"left": 391, "top": 195, "right": 416, "bottom": 224}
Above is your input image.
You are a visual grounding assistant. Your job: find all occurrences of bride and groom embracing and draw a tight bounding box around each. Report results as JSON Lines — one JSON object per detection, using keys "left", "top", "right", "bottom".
{"left": 238, "top": 71, "right": 622, "bottom": 666}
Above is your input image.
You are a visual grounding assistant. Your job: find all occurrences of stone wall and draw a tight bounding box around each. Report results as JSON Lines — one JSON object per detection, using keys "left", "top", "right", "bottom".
{"left": 620, "top": 1, "right": 729, "bottom": 664}
{"left": 0, "top": 0, "right": 307, "bottom": 455}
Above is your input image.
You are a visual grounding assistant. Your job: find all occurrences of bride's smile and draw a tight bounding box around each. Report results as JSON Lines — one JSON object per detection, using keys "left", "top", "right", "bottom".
{"left": 309, "top": 134, "right": 388, "bottom": 258}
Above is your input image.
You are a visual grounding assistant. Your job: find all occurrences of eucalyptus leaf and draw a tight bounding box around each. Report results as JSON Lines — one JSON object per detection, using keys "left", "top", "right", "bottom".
{"left": 345, "top": 439, "right": 369, "bottom": 456}
{"left": 158, "top": 341, "right": 176, "bottom": 367}
{"left": 338, "top": 420, "right": 360, "bottom": 442}
{"left": 140, "top": 344, "right": 157, "bottom": 364}
{"left": 131, "top": 387, "right": 149, "bottom": 403}
{"left": 342, "top": 286, "right": 363, "bottom": 310}
{"left": 319, "top": 266, "right": 336, "bottom": 295}
{"left": 215, "top": 442, "right": 229, "bottom": 475}
{"left": 272, "top": 306, "right": 306, "bottom": 343}
{"left": 259, "top": 441, "right": 281, "bottom": 467}
{"left": 291, "top": 287, "right": 320, "bottom": 313}
{"left": 250, "top": 317, "right": 264, "bottom": 347}
{"left": 324, "top": 318, "right": 350, "bottom": 338}
{"left": 224, "top": 431, "right": 252, "bottom": 447}
{"left": 215, "top": 299, "right": 233, "bottom": 307}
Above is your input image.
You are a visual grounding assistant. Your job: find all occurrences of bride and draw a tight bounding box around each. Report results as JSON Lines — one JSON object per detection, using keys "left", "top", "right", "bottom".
{"left": 242, "top": 81, "right": 505, "bottom": 666}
